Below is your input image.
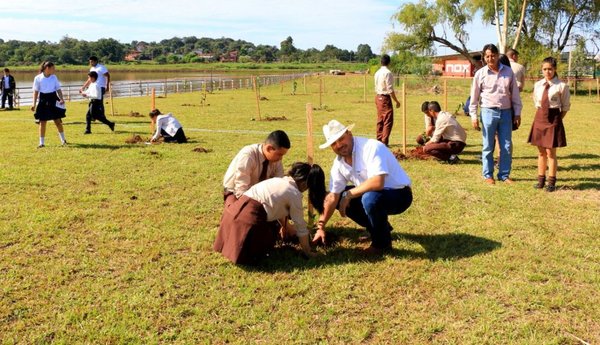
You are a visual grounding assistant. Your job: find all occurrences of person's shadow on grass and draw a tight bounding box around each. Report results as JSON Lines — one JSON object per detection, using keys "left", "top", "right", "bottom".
{"left": 244, "top": 227, "right": 501, "bottom": 272}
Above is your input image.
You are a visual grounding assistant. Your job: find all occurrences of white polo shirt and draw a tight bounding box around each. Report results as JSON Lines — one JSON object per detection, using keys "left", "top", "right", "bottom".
{"left": 329, "top": 136, "right": 411, "bottom": 194}
{"left": 32, "top": 73, "right": 61, "bottom": 93}
{"left": 90, "top": 63, "right": 109, "bottom": 88}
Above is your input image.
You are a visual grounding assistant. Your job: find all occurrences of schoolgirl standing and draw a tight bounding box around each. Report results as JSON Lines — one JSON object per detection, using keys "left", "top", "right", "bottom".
{"left": 31, "top": 61, "right": 67, "bottom": 148}
{"left": 528, "top": 57, "right": 570, "bottom": 192}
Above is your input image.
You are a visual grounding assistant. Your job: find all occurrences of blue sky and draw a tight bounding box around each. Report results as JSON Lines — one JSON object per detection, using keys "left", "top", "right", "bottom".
{"left": 1, "top": 0, "right": 494, "bottom": 53}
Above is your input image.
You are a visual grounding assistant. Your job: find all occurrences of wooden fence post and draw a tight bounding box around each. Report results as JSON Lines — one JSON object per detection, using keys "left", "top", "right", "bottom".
{"left": 402, "top": 82, "right": 407, "bottom": 155}
{"left": 151, "top": 87, "right": 155, "bottom": 110}
{"left": 319, "top": 77, "right": 323, "bottom": 108}
{"left": 363, "top": 73, "right": 367, "bottom": 103}
{"left": 444, "top": 79, "right": 448, "bottom": 111}
{"left": 253, "top": 76, "right": 261, "bottom": 121}
{"left": 109, "top": 83, "right": 115, "bottom": 117}
{"left": 306, "top": 103, "right": 315, "bottom": 227}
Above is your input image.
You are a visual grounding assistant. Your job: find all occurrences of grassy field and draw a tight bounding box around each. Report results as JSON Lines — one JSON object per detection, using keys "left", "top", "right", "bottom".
{"left": 0, "top": 75, "right": 598, "bottom": 344}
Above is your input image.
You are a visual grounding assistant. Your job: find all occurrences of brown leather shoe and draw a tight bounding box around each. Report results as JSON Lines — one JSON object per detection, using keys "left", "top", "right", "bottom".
{"left": 484, "top": 178, "right": 495, "bottom": 185}
{"left": 502, "top": 178, "right": 515, "bottom": 184}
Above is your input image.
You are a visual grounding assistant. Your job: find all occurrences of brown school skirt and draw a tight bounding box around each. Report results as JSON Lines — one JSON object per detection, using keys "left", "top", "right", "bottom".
{"left": 528, "top": 107, "right": 566, "bottom": 148}
{"left": 213, "top": 195, "right": 278, "bottom": 265}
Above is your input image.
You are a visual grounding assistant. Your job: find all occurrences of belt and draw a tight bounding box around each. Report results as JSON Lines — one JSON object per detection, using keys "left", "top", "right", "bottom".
{"left": 483, "top": 106, "right": 510, "bottom": 111}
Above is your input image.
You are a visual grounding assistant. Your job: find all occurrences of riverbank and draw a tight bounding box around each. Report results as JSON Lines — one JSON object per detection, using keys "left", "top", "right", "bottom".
{"left": 7, "top": 61, "right": 370, "bottom": 73}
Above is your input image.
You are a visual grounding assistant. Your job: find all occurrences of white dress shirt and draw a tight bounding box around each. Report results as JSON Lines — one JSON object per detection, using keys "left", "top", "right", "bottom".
{"left": 329, "top": 136, "right": 411, "bottom": 194}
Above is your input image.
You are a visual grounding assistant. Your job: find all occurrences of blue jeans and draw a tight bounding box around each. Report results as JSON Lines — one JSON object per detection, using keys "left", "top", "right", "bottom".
{"left": 481, "top": 108, "right": 512, "bottom": 180}
{"left": 339, "top": 186, "right": 413, "bottom": 248}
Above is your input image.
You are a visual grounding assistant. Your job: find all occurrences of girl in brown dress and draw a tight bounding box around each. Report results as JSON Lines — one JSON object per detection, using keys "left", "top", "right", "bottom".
{"left": 528, "top": 57, "right": 570, "bottom": 192}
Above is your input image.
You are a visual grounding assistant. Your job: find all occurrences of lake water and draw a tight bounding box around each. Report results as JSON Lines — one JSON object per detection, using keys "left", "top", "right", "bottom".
{"left": 11, "top": 70, "right": 292, "bottom": 88}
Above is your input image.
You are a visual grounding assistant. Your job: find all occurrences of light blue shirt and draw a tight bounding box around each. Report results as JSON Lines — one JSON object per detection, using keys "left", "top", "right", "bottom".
{"left": 329, "top": 136, "right": 411, "bottom": 194}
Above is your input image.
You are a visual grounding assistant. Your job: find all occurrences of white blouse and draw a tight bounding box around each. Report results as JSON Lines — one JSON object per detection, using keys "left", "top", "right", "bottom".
{"left": 532, "top": 77, "right": 570, "bottom": 112}
{"left": 32, "top": 73, "right": 61, "bottom": 94}
{"left": 151, "top": 113, "right": 182, "bottom": 140}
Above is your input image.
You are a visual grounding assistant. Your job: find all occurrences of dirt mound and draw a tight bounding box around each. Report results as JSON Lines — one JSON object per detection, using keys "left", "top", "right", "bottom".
{"left": 125, "top": 135, "right": 145, "bottom": 144}
{"left": 260, "top": 96, "right": 269, "bottom": 101}
{"left": 264, "top": 116, "right": 287, "bottom": 121}
{"left": 393, "top": 146, "right": 432, "bottom": 160}
{"left": 192, "top": 147, "right": 213, "bottom": 153}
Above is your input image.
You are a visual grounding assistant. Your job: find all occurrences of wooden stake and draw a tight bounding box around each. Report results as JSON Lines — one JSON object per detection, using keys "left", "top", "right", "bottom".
{"left": 151, "top": 87, "right": 155, "bottom": 110}
{"left": 280, "top": 80, "right": 284, "bottom": 93}
{"left": 303, "top": 75, "right": 307, "bottom": 94}
{"left": 305, "top": 103, "right": 315, "bottom": 227}
{"left": 109, "top": 83, "right": 115, "bottom": 117}
{"left": 164, "top": 79, "right": 167, "bottom": 97}
{"left": 319, "top": 77, "right": 323, "bottom": 108}
{"left": 597, "top": 78, "right": 599, "bottom": 101}
{"left": 253, "top": 76, "right": 261, "bottom": 121}
{"left": 402, "top": 82, "right": 407, "bottom": 155}
{"left": 443, "top": 79, "right": 448, "bottom": 111}
{"left": 363, "top": 73, "right": 367, "bottom": 103}
{"left": 589, "top": 80, "right": 592, "bottom": 97}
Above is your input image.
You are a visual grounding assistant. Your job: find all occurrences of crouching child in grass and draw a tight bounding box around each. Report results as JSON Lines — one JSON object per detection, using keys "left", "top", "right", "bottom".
{"left": 214, "top": 162, "right": 326, "bottom": 265}
{"left": 80, "top": 71, "right": 115, "bottom": 134}
{"left": 149, "top": 109, "right": 187, "bottom": 143}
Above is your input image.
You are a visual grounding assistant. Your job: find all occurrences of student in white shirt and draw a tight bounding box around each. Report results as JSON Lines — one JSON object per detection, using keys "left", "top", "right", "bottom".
{"left": 312, "top": 120, "right": 413, "bottom": 254}
{"left": 149, "top": 109, "right": 187, "bottom": 143}
{"left": 79, "top": 56, "right": 110, "bottom": 99}
{"left": 80, "top": 71, "right": 115, "bottom": 134}
{"left": 214, "top": 162, "right": 326, "bottom": 264}
{"left": 31, "top": 61, "right": 67, "bottom": 148}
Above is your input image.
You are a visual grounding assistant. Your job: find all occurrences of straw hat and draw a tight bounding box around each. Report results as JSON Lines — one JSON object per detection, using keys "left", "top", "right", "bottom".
{"left": 319, "top": 120, "right": 355, "bottom": 149}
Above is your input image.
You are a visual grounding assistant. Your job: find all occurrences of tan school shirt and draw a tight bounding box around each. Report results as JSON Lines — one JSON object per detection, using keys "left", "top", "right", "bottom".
{"left": 374, "top": 66, "right": 394, "bottom": 95}
{"left": 532, "top": 77, "right": 570, "bottom": 112}
{"left": 243, "top": 176, "right": 308, "bottom": 237}
{"left": 430, "top": 111, "right": 467, "bottom": 143}
{"left": 223, "top": 143, "right": 284, "bottom": 198}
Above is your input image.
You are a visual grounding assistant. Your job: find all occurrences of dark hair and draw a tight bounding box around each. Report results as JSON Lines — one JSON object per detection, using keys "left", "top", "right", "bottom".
{"left": 39, "top": 61, "right": 55, "bottom": 73}
{"left": 89, "top": 56, "right": 99, "bottom": 62}
{"left": 381, "top": 54, "right": 391, "bottom": 66}
{"left": 3, "top": 68, "right": 9, "bottom": 73}
{"left": 482, "top": 44, "right": 499, "bottom": 56}
{"left": 149, "top": 109, "right": 161, "bottom": 118}
{"left": 427, "top": 101, "right": 441, "bottom": 112}
{"left": 265, "top": 130, "right": 291, "bottom": 149}
{"left": 499, "top": 54, "right": 511, "bottom": 67}
{"left": 421, "top": 101, "right": 429, "bottom": 113}
{"left": 288, "top": 162, "right": 326, "bottom": 214}
{"left": 506, "top": 48, "right": 519, "bottom": 58}
{"left": 88, "top": 71, "right": 98, "bottom": 80}
{"left": 542, "top": 56, "right": 558, "bottom": 78}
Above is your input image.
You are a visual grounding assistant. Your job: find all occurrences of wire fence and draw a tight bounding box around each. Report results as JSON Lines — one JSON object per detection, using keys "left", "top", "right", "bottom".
{"left": 10, "top": 72, "right": 315, "bottom": 107}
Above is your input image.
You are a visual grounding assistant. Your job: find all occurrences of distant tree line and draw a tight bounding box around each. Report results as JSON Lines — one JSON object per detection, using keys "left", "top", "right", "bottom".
{"left": 0, "top": 35, "right": 376, "bottom": 66}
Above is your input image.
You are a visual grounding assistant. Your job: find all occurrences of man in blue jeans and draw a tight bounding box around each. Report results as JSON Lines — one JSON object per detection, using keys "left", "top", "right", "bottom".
{"left": 469, "top": 43, "right": 522, "bottom": 184}
{"left": 312, "top": 120, "right": 413, "bottom": 254}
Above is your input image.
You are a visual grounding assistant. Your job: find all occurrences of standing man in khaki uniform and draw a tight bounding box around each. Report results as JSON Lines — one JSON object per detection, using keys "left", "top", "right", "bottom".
{"left": 374, "top": 54, "right": 400, "bottom": 146}
{"left": 507, "top": 49, "right": 526, "bottom": 92}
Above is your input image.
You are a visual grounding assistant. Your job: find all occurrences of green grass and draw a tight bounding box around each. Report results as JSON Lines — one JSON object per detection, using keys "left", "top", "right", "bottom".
{"left": 0, "top": 75, "right": 598, "bottom": 344}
